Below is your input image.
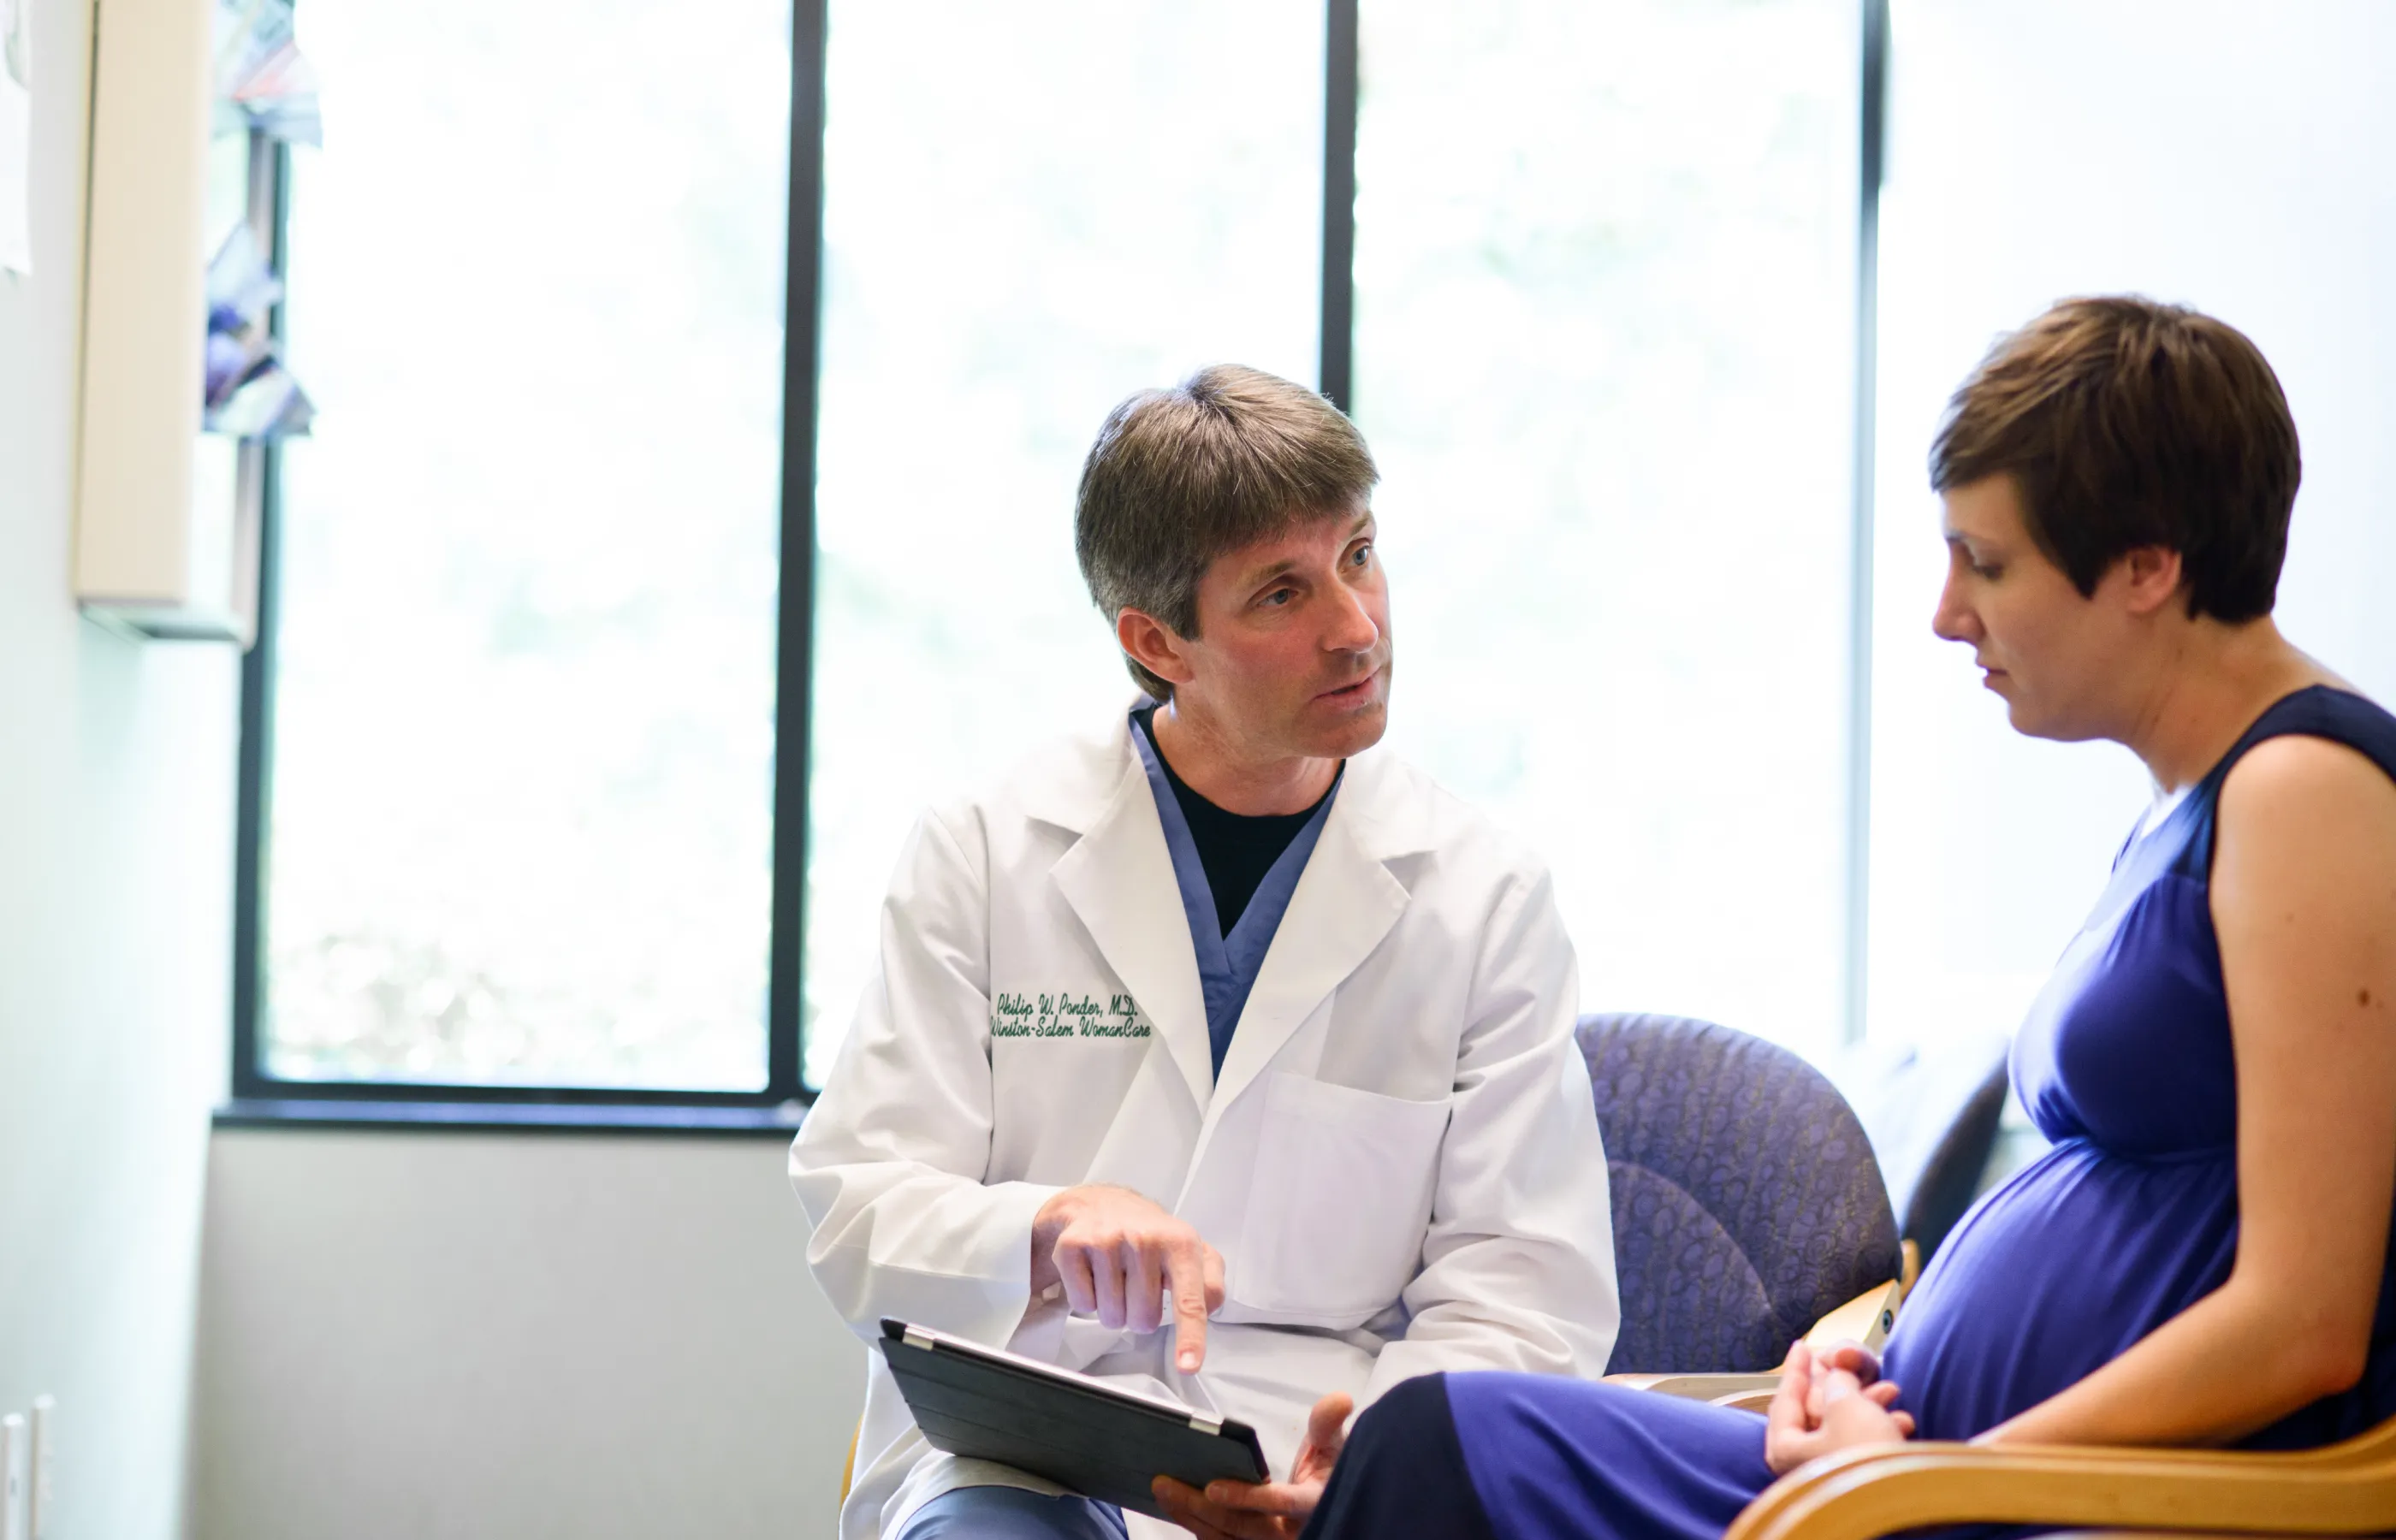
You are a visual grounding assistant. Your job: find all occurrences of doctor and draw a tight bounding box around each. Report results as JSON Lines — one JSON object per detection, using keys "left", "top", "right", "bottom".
{"left": 792, "top": 364, "right": 1619, "bottom": 1540}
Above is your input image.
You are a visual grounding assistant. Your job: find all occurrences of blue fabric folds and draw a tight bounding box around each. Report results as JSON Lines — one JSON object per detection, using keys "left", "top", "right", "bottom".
{"left": 1130, "top": 717, "right": 1338, "bottom": 1078}
{"left": 895, "top": 1486, "right": 1127, "bottom": 1539}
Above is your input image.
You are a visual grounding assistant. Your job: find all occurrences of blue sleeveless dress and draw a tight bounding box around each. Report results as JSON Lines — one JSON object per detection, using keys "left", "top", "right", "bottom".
{"left": 1302, "top": 686, "right": 2396, "bottom": 1540}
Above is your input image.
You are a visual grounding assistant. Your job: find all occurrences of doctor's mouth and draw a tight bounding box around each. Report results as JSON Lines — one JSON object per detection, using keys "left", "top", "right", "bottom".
{"left": 1314, "top": 662, "right": 1391, "bottom": 708}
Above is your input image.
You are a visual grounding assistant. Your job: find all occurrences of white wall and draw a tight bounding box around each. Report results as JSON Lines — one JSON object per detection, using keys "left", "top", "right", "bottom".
{"left": 191, "top": 1133, "right": 863, "bottom": 1540}
{"left": 0, "top": 0, "right": 238, "bottom": 1534}
{"left": 1865, "top": 0, "right": 2396, "bottom": 1047}
{"left": 0, "top": 10, "right": 863, "bottom": 1537}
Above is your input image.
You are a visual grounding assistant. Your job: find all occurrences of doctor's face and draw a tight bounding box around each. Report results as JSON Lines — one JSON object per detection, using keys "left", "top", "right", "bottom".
{"left": 1177, "top": 504, "right": 1393, "bottom": 763}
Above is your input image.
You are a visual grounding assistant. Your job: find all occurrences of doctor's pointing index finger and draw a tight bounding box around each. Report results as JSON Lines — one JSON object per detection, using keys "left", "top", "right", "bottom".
{"left": 1031, "top": 1182, "right": 1228, "bottom": 1371}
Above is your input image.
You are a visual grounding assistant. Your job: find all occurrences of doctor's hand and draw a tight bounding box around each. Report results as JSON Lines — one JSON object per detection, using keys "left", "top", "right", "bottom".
{"left": 1031, "top": 1184, "right": 1225, "bottom": 1372}
{"left": 1764, "top": 1342, "right": 1915, "bottom": 1476}
{"left": 1153, "top": 1391, "right": 1351, "bottom": 1540}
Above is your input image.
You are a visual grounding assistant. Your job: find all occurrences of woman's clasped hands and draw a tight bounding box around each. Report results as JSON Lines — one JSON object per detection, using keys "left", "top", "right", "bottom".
{"left": 1763, "top": 1340, "right": 1917, "bottom": 1475}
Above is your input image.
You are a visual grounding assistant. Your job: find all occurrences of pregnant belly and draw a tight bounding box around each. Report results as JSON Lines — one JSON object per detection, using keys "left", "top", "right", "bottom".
{"left": 1879, "top": 1138, "right": 2239, "bottom": 1441}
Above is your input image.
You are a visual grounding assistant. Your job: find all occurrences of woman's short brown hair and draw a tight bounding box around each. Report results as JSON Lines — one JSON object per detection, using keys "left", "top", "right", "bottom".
{"left": 1930, "top": 296, "right": 2300, "bottom": 623}
{"left": 1076, "top": 364, "right": 1379, "bottom": 700}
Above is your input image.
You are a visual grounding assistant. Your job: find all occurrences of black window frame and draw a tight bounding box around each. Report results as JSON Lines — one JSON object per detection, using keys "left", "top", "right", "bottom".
{"left": 220, "top": 0, "right": 1883, "bottom": 1134}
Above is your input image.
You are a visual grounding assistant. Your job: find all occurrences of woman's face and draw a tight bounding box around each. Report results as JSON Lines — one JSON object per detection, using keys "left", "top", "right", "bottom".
{"left": 1931, "top": 474, "right": 2149, "bottom": 742}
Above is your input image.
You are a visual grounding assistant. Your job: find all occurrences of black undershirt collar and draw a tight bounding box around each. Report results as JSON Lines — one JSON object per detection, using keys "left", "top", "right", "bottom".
{"left": 1133, "top": 706, "right": 1333, "bottom": 937}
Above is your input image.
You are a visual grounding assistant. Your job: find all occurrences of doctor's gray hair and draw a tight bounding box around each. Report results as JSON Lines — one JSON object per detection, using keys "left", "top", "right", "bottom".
{"left": 1075, "top": 364, "right": 1379, "bottom": 701}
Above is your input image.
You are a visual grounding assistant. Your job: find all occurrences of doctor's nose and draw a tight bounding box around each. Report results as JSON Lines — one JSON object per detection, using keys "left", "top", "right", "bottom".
{"left": 1320, "top": 581, "right": 1382, "bottom": 655}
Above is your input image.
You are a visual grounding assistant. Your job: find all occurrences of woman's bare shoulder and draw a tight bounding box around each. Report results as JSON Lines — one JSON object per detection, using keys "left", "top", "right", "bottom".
{"left": 2213, "top": 730, "right": 2396, "bottom": 941}
{"left": 2219, "top": 730, "right": 2396, "bottom": 826}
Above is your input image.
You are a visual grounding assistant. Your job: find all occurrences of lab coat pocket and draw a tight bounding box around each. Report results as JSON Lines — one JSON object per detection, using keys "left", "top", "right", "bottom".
{"left": 1232, "top": 1073, "right": 1452, "bottom": 1324}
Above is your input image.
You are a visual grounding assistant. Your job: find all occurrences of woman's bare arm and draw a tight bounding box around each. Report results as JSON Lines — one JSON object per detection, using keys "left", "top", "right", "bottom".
{"left": 1978, "top": 735, "right": 2396, "bottom": 1448}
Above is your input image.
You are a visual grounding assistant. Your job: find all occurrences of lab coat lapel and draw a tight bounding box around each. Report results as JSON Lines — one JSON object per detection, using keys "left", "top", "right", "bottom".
{"left": 1049, "top": 754, "right": 1216, "bottom": 1115}
{"left": 1201, "top": 789, "right": 1410, "bottom": 1122}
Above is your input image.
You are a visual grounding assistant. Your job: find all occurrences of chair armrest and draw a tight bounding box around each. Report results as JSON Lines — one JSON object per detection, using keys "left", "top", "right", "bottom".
{"left": 1606, "top": 1371, "right": 1782, "bottom": 1401}
{"left": 1724, "top": 1437, "right": 2396, "bottom": 1540}
{"left": 1802, "top": 1280, "right": 1903, "bottom": 1353}
{"left": 1608, "top": 1278, "right": 1905, "bottom": 1404}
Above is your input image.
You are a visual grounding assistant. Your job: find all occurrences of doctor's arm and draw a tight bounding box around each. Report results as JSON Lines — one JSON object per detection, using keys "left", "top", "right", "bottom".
{"left": 1361, "top": 864, "right": 1621, "bottom": 1406}
{"left": 789, "top": 808, "right": 1065, "bottom": 1351}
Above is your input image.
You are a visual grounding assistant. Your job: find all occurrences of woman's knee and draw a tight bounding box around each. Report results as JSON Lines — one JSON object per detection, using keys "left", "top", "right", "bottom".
{"left": 1306, "top": 1375, "right": 1500, "bottom": 1540}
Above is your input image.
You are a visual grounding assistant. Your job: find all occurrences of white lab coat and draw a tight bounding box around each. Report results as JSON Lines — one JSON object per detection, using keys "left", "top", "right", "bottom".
{"left": 792, "top": 714, "right": 1619, "bottom": 1539}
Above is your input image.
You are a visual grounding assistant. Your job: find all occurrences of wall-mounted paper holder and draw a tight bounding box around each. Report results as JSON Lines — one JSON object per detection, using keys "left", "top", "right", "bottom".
{"left": 75, "top": 0, "right": 294, "bottom": 646}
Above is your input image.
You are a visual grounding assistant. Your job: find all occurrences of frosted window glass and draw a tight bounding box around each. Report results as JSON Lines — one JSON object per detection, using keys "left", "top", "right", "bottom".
{"left": 1356, "top": 0, "right": 1861, "bottom": 1057}
{"left": 264, "top": 0, "right": 792, "bottom": 1087}
{"left": 803, "top": 3, "right": 1323, "bottom": 1085}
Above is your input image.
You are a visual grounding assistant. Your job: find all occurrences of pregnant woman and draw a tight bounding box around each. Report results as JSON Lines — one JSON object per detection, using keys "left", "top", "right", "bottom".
{"left": 1229, "top": 296, "right": 2396, "bottom": 1540}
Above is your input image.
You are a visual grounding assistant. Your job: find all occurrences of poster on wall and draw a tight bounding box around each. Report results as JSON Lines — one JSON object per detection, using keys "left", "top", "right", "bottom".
{"left": 0, "top": 0, "right": 29, "bottom": 275}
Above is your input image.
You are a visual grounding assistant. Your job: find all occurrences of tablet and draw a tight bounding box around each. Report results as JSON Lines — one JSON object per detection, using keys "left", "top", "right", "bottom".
{"left": 878, "top": 1318, "right": 1270, "bottom": 1518}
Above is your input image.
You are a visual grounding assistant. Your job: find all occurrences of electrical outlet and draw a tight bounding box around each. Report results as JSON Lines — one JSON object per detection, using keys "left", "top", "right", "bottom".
{"left": 27, "top": 1398, "right": 51, "bottom": 1540}
{"left": 2, "top": 1412, "right": 25, "bottom": 1540}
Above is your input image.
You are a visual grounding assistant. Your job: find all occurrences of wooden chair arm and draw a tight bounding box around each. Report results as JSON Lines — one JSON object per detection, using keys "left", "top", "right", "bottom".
{"left": 1606, "top": 1278, "right": 1907, "bottom": 1404}
{"left": 1801, "top": 1279, "right": 1903, "bottom": 1353}
{"left": 1607, "top": 1371, "right": 1782, "bottom": 1401}
{"left": 1724, "top": 1437, "right": 2396, "bottom": 1540}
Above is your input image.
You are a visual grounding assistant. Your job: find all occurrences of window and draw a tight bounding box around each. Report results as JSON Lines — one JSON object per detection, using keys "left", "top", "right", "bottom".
{"left": 803, "top": 0, "right": 1325, "bottom": 1085}
{"left": 238, "top": 0, "right": 798, "bottom": 1105}
{"left": 232, "top": 0, "right": 1881, "bottom": 1121}
{"left": 1356, "top": 0, "right": 1866, "bottom": 1060}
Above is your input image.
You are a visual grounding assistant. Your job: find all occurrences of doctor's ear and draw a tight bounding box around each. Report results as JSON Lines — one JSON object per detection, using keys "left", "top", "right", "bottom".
{"left": 1116, "top": 608, "right": 1197, "bottom": 690}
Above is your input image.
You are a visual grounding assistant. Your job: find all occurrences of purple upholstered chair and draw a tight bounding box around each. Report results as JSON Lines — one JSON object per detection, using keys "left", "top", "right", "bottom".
{"left": 1579, "top": 1013, "right": 1903, "bottom": 1376}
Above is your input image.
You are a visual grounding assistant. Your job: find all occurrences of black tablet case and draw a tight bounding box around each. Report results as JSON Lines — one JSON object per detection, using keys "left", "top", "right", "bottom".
{"left": 878, "top": 1318, "right": 1269, "bottom": 1518}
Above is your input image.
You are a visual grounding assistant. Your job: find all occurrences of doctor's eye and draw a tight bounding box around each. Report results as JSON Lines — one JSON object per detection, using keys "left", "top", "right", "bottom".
{"left": 1256, "top": 585, "right": 1296, "bottom": 608}
{"left": 1349, "top": 542, "right": 1373, "bottom": 566}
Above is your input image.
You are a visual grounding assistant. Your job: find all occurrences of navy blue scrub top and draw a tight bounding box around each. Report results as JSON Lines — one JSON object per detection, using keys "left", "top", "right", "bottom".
{"left": 1129, "top": 710, "right": 1340, "bottom": 1078}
